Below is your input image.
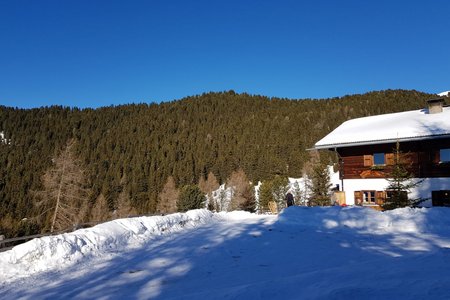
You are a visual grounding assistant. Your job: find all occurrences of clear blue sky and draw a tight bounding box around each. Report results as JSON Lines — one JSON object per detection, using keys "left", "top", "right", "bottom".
{"left": 1, "top": 0, "right": 449, "bottom": 109}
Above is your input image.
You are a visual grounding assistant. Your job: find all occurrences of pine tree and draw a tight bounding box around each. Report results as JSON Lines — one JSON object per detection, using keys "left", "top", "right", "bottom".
{"left": 382, "top": 141, "right": 422, "bottom": 210}
{"left": 309, "top": 162, "right": 332, "bottom": 206}
{"left": 177, "top": 185, "right": 205, "bottom": 212}
{"left": 258, "top": 180, "right": 273, "bottom": 212}
{"left": 271, "top": 175, "right": 289, "bottom": 211}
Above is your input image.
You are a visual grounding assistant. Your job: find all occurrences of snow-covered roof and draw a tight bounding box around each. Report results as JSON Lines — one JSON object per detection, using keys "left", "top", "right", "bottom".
{"left": 315, "top": 106, "right": 450, "bottom": 149}
{"left": 437, "top": 91, "right": 450, "bottom": 97}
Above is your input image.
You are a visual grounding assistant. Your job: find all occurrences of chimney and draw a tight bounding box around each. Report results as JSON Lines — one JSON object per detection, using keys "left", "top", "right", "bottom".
{"left": 427, "top": 98, "right": 445, "bottom": 114}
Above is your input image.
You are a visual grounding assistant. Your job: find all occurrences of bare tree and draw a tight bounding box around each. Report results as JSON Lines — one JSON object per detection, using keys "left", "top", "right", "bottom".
{"left": 113, "top": 173, "right": 137, "bottom": 218}
{"left": 91, "top": 193, "right": 110, "bottom": 222}
{"left": 156, "top": 176, "right": 179, "bottom": 214}
{"left": 116, "top": 188, "right": 137, "bottom": 218}
{"left": 227, "top": 169, "right": 255, "bottom": 212}
{"left": 199, "top": 172, "right": 220, "bottom": 211}
{"left": 35, "top": 140, "right": 90, "bottom": 233}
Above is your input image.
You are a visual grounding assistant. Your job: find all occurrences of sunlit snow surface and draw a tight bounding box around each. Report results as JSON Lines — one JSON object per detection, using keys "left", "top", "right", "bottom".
{"left": 315, "top": 106, "right": 450, "bottom": 149}
{"left": 2, "top": 207, "right": 450, "bottom": 299}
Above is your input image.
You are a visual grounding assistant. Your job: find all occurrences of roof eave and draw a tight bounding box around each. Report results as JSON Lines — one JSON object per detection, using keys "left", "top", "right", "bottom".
{"left": 313, "top": 133, "right": 450, "bottom": 150}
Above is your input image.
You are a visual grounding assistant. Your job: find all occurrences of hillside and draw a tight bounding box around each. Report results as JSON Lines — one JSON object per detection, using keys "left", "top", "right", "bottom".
{"left": 2, "top": 207, "right": 450, "bottom": 299}
{"left": 0, "top": 89, "right": 436, "bottom": 236}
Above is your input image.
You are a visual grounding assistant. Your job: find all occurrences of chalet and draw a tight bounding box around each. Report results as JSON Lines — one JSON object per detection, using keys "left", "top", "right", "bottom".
{"left": 314, "top": 98, "right": 450, "bottom": 207}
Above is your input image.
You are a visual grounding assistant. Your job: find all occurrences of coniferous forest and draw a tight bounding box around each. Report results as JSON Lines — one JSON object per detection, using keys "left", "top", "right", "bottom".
{"left": 0, "top": 89, "right": 435, "bottom": 237}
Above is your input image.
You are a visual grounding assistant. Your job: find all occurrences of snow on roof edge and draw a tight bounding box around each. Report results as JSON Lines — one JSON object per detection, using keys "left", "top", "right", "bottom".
{"left": 314, "top": 106, "right": 450, "bottom": 150}
{"left": 314, "top": 133, "right": 450, "bottom": 150}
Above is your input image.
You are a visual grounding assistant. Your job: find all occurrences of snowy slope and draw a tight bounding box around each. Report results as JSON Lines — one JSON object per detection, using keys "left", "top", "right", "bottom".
{"left": 437, "top": 91, "right": 450, "bottom": 97}
{"left": 2, "top": 207, "right": 450, "bottom": 299}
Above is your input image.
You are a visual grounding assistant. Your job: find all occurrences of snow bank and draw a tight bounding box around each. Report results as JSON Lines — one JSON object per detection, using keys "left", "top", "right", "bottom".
{"left": 0, "top": 209, "right": 214, "bottom": 281}
{"left": 278, "top": 206, "right": 450, "bottom": 234}
{"left": 3, "top": 206, "right": 450, "bottom": 289}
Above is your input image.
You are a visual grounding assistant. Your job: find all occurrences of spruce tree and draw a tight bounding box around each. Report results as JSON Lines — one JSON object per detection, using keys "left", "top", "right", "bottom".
{"left": 271, "top": 175, "right": 289, "bottom": 211}
{"left": 309, "top": 162, "right": 332, "bottom": 206}
{"left": 258, "top": 180, "right": 273, "bottom": 212}
{"left": 382, "top": 141, "right": 422, "bottom": 210}
{"left": 177, "top": 185, "right": 205, "bottom": 212}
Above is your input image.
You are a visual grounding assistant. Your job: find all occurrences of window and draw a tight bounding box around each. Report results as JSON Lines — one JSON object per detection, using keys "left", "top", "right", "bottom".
{"left": 373, "top": 153, "right": 385, "bottom": 165}
{"left": 355, "top": 191, "right": 386, "bottom": 206}
{"left": 363, "top": 191, "right": 376, "bottom": 204}
{"left": 440, "top": 149, "right": 450, "bottom": 163}
{"left": 432, "top": 190, "right": 450, "bottom": 206}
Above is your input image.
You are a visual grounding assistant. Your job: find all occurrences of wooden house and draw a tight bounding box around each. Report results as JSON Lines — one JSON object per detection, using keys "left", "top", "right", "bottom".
{"left": 314, "top": 98, "right": 450, "bottom": 207}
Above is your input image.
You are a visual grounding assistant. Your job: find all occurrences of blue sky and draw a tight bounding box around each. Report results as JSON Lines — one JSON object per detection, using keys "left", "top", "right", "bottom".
{"left": 1, "top": 0, "right": 449, "bottom": 109}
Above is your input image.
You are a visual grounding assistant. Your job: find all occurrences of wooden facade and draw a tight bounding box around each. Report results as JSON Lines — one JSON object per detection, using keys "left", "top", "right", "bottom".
{"left": 335, "top": 138, "right": 450, "bottom": 207}
{"left": 337, "top": 138, "right": 450, "bottom": 180}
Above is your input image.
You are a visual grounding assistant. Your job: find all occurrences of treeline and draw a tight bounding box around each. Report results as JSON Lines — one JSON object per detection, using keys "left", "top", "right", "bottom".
{"left": 0, "top": 89, "right": 434, "bottom": 237}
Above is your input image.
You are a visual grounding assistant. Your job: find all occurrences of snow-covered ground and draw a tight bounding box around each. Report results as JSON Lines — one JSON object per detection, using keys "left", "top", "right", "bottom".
{"left": 2, "top": 207, "right": 450, "bottom": 299}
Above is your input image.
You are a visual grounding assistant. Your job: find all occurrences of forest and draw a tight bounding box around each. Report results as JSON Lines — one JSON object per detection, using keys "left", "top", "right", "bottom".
{"left": 0, "top": 89, "right": 436, "bottom": 237}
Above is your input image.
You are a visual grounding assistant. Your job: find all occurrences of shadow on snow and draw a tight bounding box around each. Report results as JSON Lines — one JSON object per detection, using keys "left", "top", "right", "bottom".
{"left": 5, "top": 206, "right": 450, "bottom": 300}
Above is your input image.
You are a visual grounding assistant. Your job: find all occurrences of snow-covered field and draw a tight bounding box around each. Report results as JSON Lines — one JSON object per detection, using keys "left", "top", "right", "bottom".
{"left": 2, "top": 207, "right": 450, "bottom": 299}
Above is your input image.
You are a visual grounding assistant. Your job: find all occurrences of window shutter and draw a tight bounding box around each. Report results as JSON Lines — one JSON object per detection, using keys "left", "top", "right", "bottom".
{"left": 376, "top": 191, "right": 385, "bottom": 205}
{"left": 385, "top": 153, "right": 394, "bottom": 165}
{"left": 433, "top": 151, "right": 440, "bottom": 164}
{"left": 354, "top": 191, "right": 363, "bottom": 206}
{"left": 363, "top": 155, "right": 373, "bottom": 167}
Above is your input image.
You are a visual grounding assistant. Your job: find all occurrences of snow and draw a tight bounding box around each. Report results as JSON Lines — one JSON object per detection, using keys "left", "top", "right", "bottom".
{"left": 437, "top": 91, "right": 450, "bottom": 97}
{"left": 0, "top": 210, "right": 215, "bottom": 281}
{"left": 315, "top": 106, "right": 450, "bottom": 149}
{"left": 0, "top": 131, "right": 10, "bottom": 145}
{"left": 2, "top": 207, "right": 450, "bottom": 299}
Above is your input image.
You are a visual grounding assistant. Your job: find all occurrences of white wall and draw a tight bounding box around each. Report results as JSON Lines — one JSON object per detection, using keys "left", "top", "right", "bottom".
{"left": 343, "top": 179, "right": 389, "bottom": 205}
{"left": 342, "top": 177, "right": 450, "bottom": 206}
